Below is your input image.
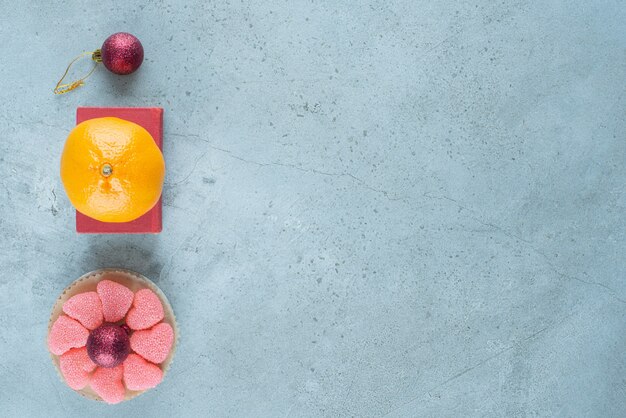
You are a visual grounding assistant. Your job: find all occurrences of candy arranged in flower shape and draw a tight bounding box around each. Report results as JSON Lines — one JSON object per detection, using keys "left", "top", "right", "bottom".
{"left": 48, "top": 279, "right": 174, "bottom": 404}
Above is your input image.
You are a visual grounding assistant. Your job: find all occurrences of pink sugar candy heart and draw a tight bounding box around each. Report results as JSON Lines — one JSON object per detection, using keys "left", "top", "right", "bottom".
{"left": 90, "top": 365, "right": 125, "bottom": 404}
{"left": 59, "top": 347, "right": 96, "bottom": 390}
{"left": 63, "top": 291, "right": 103, "bottom": 330}
{"left": 130, "top": 323, "right": 174, "bottom": 364}
{"left": 123, "top": 354, "right": 163, "bottom": 391}
{"left": 97, "top": 280, "right": 134, "bottom": 323}
{"left": 48, "top": 315, "right": 89, "bottom": 355}
{"left": 126, "top": 289, "right": 164, "bottom": 330}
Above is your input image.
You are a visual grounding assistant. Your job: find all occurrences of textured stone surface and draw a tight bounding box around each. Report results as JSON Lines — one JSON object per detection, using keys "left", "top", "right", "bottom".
{"left": 0, "top": 1, "right": 625, "bottom": 416}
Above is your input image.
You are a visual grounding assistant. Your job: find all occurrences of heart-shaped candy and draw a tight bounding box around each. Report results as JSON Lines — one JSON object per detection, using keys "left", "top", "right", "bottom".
{"left": 126, "top": 289, "right": 164, "bottom": 330}
{"left": 48, "top": 315, "right": 89, "bottom": 355}
{"left": 90, "top": 364, "right": 125, "bottom": 404}
{"left": 97, "top": 280, "right": 134, "bottom": 322}
{"left": 63, "top": 291, "right": 103, "bottom": 330}
{"left": 59, "top": 347, "right": 96, "bottom": 390}
{"left": 130, "top": 322, "right": 174, "bottom": 364}
{"left": 123, "top": 353, "right": 163, "bottom": 391}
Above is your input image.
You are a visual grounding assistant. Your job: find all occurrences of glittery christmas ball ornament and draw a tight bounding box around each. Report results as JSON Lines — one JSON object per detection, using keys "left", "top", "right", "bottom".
{"left": 86, "top": 324, "right": 131, "bottom": 368}
{"left": 100, "top": 32, "right": 144, "bottom": 75}
{"left": 54, "top": 32, "right": 144, "bottom": 94}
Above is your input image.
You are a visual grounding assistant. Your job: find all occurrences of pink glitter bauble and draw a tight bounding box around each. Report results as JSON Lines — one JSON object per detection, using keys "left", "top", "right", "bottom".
{"left": 100, "top": 32, "right": 144, "bottom": 75}
{"left": 87, "top": 324, "right": 130, "bottom": 368}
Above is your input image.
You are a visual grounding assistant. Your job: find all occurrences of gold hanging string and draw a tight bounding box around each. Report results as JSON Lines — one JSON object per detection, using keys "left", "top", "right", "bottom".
{"left": 53, "top": 49, "right": 102, "bottom": 94}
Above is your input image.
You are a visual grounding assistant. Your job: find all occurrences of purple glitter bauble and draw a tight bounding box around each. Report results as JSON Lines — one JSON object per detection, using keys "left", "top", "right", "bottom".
{"left": 100, "top": 32, "right": 144, "bottom": 75}
{"left": 86, "top": 324, "right": 130, "bottom": 368}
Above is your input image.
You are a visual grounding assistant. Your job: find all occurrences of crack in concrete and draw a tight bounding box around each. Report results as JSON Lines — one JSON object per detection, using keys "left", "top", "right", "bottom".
{"left": 168, "top": 132, "right": 626, "bottom": 306}
{"left": 534, "top": 250, "right": 626, "bottom": 305}
{"left": 381, "top": 311, "right": 576, "bottom": 417}
{"left": 421, "top": 192, "right": 626, "bottom": 306}
{"left": 167, "top": 132, "right": 407, "bottom": 202}
{"left": 165, "top": 149, "right": 210, "bottom": 186}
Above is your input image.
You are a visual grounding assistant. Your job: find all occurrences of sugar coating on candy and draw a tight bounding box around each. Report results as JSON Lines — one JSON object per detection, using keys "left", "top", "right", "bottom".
{"left": 123, "top": 354, "right": 163, "bottom": 391}
{"left": 59, "top": 347, "right": 96, "bottom": 390}
{"left": 126, "top": 289, "right": 164, "bottom": 330}
{"left": 48, "top": 315, "right": 89, "bottom": 355}
{"left": 130, "top": 322, "right": 174, "bottom": 364}
{"left": 63, "top": 292, "right": 103, "bottom": 330}
{"left": 97, "top": 280, "right": 134, "bottom": 322}
{"left": 90, "top": 364, "right": 125, "bottom": 404}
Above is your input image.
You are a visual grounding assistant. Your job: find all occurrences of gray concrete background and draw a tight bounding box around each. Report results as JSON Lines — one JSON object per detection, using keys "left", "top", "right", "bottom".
{"left": 0, "top": 1, "right": 624, "bottom": 417}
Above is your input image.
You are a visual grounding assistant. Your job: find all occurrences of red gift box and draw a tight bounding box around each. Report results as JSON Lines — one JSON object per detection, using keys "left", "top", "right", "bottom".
{"left": 75, "top": 107, "right": 163, "bottom": 234}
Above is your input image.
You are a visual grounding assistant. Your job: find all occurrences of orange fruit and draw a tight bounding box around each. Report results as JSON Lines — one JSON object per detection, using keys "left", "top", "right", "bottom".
{"left": 60, "top": 117, "right": 165, "bottom": 223}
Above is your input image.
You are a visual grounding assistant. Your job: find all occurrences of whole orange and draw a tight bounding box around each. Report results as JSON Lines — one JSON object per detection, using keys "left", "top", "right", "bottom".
{"left": 60, "top": 117, "right": 165, "bottom": 223}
